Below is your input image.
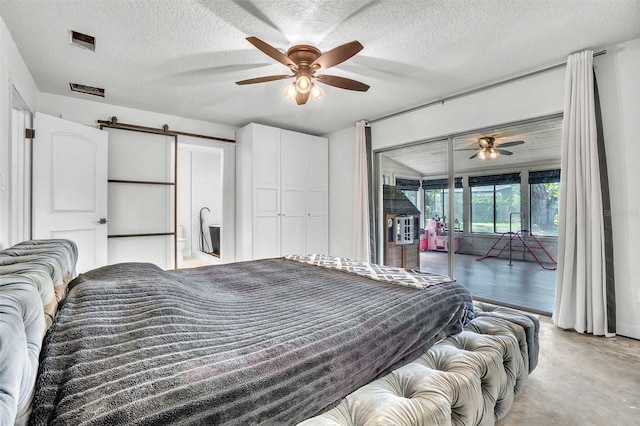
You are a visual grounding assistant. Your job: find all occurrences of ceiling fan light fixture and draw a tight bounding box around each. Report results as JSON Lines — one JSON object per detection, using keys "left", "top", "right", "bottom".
{"left": 479, "top": 137, "right": 492, "bottom": 148}
{"left": 478, "top": 150, "right": 487, "bottom": 160}
{"left": 310, "top": 83, "right": 323, "bottom": 101}
{"left": 284, "top": 83, "right": 297, "bottom": 100}
{"left": 295, "top": 74, "right": 312, "bottom": 94}
{"left": 240, "top": 37, "right": 368, "bottom": 105}
{"left": 490, "top": 149, "right": 497, "bottom": 159}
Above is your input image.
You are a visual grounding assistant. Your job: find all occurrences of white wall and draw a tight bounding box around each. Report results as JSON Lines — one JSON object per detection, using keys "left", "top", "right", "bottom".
{"left": 371, "top": 68, "right": 565, "bottom": 150}
{"left": 177, "top": 147, "right": 192, "bottom": 254}
{"left": 38, "top": 92, "right": 236, "bottom": 139}
{"left": 328, "top": 37, "right": 640, "bottom": 339}
{"left": 595, "top": 37, "right": 640, "bottom": 339}
{"left": 0, "top": 16, "right": 39, "bottom": 249}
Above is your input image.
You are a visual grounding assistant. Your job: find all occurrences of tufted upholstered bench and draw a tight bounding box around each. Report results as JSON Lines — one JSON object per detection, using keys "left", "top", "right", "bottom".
{"left": 0, "top": 239, "right": 77, "bottom": 426}
{"left": 299, "top": 301, "right": 539, "bottom": 426}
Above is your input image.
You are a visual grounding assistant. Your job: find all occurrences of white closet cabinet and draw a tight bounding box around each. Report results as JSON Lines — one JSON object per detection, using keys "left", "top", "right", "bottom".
{"left": 304, "top": 133, "right": 329, "bottom": 255}
{"left": 236, "top": 123, "right": 328, "bottom": 261}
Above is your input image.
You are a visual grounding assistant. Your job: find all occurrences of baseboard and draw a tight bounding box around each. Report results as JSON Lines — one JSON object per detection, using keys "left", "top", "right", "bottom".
{"left": 616, "top": 321, "right": 640, "bottom": 340}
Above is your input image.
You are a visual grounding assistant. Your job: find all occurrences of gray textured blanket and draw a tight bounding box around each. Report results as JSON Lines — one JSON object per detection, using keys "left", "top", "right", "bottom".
{"left": 30, "top": 258, "right": 473, "bottom": 425}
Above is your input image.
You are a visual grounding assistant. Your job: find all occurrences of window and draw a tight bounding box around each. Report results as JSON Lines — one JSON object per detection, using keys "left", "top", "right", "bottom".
{"left": 424, "top": 187, "right": 444, "bottom": 222}
{"left": 422, "top": 178, "right": 463, "bottom": 229}
{"left": 529, "top": 169, "right": 560, "bottom": 236}
{"left": 445, "top": 187, "right": 464, "bottom": 231}
{"left": 395, "top": 178, "right": 420, "bottom": 209}
{"left": 401, "top": 190, "right": 418, "bottom": 208}
{"left": 469, "top": 173, "right": 521, "bottom": 233}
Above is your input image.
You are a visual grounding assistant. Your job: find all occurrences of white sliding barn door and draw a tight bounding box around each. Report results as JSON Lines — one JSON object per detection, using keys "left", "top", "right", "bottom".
{"left": 32, "top": 112, "right": 108, "bottom": 273}
{"left": 105, "top": 128, "right": 176, "bottom": 270}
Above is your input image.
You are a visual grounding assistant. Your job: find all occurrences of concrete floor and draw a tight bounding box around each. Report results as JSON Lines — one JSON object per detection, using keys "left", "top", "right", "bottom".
{"left": 497, "top": 316, "right": 640, "bottom": 425}
{"left": 419, "top": 252, "right": 640, "bottom": 424}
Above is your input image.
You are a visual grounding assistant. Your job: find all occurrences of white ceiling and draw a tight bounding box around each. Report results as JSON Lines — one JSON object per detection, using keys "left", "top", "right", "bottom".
{"left": 1, "top": 0, "right": 639, "bottom": 136}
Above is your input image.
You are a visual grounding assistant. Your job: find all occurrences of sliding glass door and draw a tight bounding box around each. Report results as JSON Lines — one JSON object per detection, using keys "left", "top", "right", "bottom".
{"left": 374, "top": 114, "right": 562, "bottom": 314}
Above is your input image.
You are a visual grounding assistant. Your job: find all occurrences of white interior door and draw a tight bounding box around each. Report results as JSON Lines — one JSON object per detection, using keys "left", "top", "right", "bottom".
{"left": 8, "top": 86, "right": 33, "bottom": 247}
{"left": 32, "top": 112, "right": 108, "bottom": 273}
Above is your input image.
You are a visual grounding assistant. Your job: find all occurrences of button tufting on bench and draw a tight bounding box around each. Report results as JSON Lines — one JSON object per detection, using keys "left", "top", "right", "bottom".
{"left": 0, "top": 239, "right": 78, "bottom": 426}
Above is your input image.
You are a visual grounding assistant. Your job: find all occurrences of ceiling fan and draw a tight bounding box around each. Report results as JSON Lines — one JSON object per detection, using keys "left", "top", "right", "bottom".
{"left": 235, "top": 36, "right": 370, "bottom": 105}
{"left": 457, "top": 136, "right": 525, "bottom": 160}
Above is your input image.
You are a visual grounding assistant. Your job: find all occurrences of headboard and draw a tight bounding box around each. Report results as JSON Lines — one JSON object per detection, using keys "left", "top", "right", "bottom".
{"left": 0, "top": 239, "right": 78, "bottom": 425}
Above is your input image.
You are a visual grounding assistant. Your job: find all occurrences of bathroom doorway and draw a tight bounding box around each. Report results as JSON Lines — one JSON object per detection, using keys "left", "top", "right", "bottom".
{"left": 177, "top": 136, "right": 235, "bottom": 268}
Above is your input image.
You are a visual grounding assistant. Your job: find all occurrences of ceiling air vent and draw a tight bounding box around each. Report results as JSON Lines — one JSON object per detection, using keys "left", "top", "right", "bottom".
{"left": 69, "top": 83, "right": 105, "bottom": 97}
{"left": 70, "top": 30, "right": 95, "bottom": 51}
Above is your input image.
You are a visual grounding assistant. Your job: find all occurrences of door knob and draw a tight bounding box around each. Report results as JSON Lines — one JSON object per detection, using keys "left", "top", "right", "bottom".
{"left": 97, "top": 218, "right": 108, "bottom": 224}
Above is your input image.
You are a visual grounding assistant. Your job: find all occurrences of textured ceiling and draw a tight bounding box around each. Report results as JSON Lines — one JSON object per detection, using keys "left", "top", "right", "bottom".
{"left": 1, "top": 0, "right": 639, "bottom": 136}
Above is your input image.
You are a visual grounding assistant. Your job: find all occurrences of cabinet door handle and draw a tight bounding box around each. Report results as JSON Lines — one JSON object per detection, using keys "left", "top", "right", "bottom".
{"left": 97, "top": 218, "right": 108, "bottom": 225}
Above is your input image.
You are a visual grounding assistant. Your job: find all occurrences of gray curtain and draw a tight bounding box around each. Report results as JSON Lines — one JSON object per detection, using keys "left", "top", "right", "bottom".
{"left": 354, "top": 121, "right": 371, "bottom": 262}
{"left": 593, "top": 70, "right": 616, "bottom": 335}
{"left": 365, "top": 125, "right": 376, "bottom": 263}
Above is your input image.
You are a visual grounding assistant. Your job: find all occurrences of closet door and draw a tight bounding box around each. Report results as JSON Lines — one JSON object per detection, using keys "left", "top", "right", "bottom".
{"left": 280, "top": 130, "right": 306, "bottom": 255}
{"left": 305, "top": 135, "right": 329, "bottom": 254}
{"left": 252, "top": 125, "right": 281, "bottom": 259}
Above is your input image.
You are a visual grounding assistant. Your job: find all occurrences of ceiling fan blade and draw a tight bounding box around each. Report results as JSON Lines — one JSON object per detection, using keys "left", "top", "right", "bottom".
{"left": 316, "top": 74, "right": 369, "bottom": 91}
{"left": 246, "top": 36, "right": 296, "bottom": 69}
{"left": 495, "top": 149, "right": 514, "bottom": 155}
{"left": 455, "top": 148, "right": 480, "bottom": 151}
{"left": 235, "top": 74, "right": 293, "bottom": 85}
{"left": 496, "top": 140, "right": 524, "bottom": 148}
{"left": 296, "top": 91, "right": 310, "bottom": 105}
{"left": 469, "top": 152, "right": 480, "bottom": 159}
{"left": 311, "top": 40, "right": 364, "bottom": 70}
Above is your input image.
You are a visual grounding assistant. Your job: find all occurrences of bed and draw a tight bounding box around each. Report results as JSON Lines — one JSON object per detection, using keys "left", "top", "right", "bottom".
{"left": 0, "top": 240, "right": 538, "bottom": 425}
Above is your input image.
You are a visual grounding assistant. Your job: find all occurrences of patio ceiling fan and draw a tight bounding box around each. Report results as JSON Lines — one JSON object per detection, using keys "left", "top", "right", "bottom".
{"left": 457, "top": 136, "right": 525, "bottom": 160}
{"left": 235, "top": 36, "right": 370, "bottom": 105}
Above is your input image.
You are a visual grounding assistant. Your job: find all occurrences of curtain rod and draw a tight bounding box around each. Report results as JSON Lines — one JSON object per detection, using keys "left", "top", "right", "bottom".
{"left": 97, "top": 117, "right": 235, "bottom": 143}
{"left": 369, "top": 49, "right": 606, "bottom": 123}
